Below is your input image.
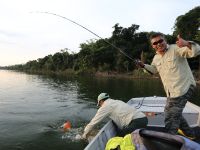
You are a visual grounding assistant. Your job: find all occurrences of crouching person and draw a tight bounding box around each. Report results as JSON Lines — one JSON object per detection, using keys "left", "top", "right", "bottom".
{"left": 82, "top": 93, "right": 148, "bottom": 139}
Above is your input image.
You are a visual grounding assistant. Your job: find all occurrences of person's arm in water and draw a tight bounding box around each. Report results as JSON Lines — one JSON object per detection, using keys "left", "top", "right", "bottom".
{"left": 82, "top": 104, "right": 111, "bottom": 139}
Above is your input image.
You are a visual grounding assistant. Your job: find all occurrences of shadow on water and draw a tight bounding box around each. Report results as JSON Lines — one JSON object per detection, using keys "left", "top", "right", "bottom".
{"left": 76, "top": 76, "right": 165, "bottom": 102}
{"left": 74, "top": 76, "right": 200, "bottom": 105}
{"left": 32, "top": 73, "right": 200, "bottom": 106}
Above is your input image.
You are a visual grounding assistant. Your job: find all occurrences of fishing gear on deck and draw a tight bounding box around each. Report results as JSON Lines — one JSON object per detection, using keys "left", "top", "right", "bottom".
{"left": 32, "top": 12, "right": 153, "bottom": 74}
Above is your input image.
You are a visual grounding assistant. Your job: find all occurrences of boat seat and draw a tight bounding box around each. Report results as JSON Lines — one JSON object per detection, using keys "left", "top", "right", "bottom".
{"left": 132, "top": 129, "right": 184, "bottom": 150}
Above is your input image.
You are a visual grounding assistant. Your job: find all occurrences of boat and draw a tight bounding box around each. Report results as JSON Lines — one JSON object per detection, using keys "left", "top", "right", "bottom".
{"left": 84, "top": 96, "right": 200, "bottom": 150}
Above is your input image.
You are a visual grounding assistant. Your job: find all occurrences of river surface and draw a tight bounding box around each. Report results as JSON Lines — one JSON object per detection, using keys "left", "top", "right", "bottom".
{"left": 0, "top": 70, "right": 199, "bottom": 150}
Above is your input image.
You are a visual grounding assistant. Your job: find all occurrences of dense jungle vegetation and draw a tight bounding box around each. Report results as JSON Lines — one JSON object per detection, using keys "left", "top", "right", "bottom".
{"left": 2, "top": 6, "right": 200, "bottom": 77}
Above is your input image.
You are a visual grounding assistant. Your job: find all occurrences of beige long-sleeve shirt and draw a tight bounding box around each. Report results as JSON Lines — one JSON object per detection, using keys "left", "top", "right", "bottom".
{"left": 83, "top": 99, "right": 145, "bottom": 136}
{"left": 144, "top": 43, "right": 200, "bottom": 98}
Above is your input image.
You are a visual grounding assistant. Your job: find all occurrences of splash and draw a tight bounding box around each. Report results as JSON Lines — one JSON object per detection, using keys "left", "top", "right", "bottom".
{"left": 61, "top": 127, "right": 83, "bottom": 141}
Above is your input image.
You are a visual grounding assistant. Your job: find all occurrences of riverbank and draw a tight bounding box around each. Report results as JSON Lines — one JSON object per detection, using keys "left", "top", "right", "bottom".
{"left": 20, "top": 68, "right": 157, "bottom": 79}
{"left": 5, "top": 68, "right": 200, "bottom": 84}
{"left": 94, "top": 70, "right": 158, "bottom": 79}
{"left": 95, "top": 71, "right": 200, "bottom": 85}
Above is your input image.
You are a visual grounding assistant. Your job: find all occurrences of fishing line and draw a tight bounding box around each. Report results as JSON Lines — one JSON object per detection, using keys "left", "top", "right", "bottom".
{"left": 31, "top": 11, "right": 136, "bottom": 62}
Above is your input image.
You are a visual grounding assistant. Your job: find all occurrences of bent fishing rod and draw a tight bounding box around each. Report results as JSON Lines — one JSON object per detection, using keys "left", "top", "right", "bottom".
{"left": 32, "top": 12, "right": 153, "bottom": 74}
{"left": 32, "top": 11, "right": 135, "bottom": 60}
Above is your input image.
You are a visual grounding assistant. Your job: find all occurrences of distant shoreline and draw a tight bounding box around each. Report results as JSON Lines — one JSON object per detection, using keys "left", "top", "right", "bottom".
{"left": 94, "top": 71, "right": 200, "bottom": 85}
{"left": 2, "top": 69, "right": 200, "bottom": 85}
{"left": 94, "top": 71, "right": 158, "bottom": 79}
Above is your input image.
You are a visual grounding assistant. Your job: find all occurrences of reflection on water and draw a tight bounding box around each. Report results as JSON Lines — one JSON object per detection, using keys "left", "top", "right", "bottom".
{"left": 0, "top": 70, "right": 199, "bottom": 150}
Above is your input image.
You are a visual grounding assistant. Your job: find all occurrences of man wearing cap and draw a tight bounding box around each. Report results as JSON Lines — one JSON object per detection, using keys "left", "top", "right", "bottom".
{"left": 82, "top": 93, "right": 148, "bottom": 139}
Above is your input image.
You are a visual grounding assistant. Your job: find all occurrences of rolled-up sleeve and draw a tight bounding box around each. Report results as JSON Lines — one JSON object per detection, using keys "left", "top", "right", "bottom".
{"left": 144, "top": 64, "right": 158, "bottom": 74}
{"left": 83, "top": 105, "right": 112, "bottom": 136}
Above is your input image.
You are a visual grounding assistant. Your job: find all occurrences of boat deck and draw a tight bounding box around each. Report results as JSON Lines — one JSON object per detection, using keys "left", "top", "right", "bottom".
{"left": 128, "top": 97, "right": 200, "bottom": 127}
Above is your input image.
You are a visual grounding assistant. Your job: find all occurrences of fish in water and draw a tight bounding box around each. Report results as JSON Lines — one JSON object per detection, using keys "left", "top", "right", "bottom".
{"left": 60, "top": 120, "right": 71, "bottom": 132}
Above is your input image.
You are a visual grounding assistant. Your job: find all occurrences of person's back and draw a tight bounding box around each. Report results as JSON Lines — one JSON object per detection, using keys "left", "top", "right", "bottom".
{"left": 106, "top": 99, "right": 145, "bottom": 129}
{"left": 82, "top": 93, "right": 148, "bottom": 139}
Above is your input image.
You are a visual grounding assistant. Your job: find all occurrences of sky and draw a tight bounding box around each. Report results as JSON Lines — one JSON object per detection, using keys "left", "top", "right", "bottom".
{"left": 0, "top": 0, "right": 199, "bottom": 66}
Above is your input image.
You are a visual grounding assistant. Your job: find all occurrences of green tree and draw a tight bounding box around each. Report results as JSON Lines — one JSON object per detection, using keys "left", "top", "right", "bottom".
{"left": 173, "top": 7, "right": 200, "bottom": 71}
{"left": 173, "top": 6, "right": 200, "bottom": 42}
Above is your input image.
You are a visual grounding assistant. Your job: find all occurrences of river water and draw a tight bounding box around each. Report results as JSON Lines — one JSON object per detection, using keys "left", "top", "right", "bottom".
{"left": 0, "top": 70, "right": 199, "bottom": 150}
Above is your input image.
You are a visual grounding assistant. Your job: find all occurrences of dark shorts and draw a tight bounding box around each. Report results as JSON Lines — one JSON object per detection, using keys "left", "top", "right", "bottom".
{"left": 117, "top": 117, "right": 148, "bottom": 137}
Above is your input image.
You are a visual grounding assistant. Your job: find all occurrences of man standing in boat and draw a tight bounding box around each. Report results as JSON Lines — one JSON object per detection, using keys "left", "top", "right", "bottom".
{"left": 136, "top": 32, "right": 200, "bottom": 138}
{"left": 82, "top": 93, "right": 148, "bottom": 139}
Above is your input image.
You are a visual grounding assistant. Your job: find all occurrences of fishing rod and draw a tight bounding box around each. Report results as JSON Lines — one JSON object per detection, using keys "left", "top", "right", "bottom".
{"left": 32, "top": 11, "right": 135, "bottom": 61}
{"left": 32, "top": 12, "right": 153, "bottom": 74}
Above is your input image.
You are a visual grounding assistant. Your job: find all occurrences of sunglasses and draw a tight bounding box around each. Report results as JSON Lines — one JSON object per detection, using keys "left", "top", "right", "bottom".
{"left": 152, "top": 39, "right": 164, "bottom": 45}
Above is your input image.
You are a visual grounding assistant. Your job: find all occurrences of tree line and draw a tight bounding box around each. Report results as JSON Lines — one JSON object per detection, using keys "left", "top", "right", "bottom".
{"left": 4, "top": 6, "right": 200, "bottom": 75}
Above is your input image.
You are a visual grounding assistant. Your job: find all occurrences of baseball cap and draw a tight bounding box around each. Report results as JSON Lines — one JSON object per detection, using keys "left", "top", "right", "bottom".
{"left": 97, "top": 93, "right": 109, "bottom": 106}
